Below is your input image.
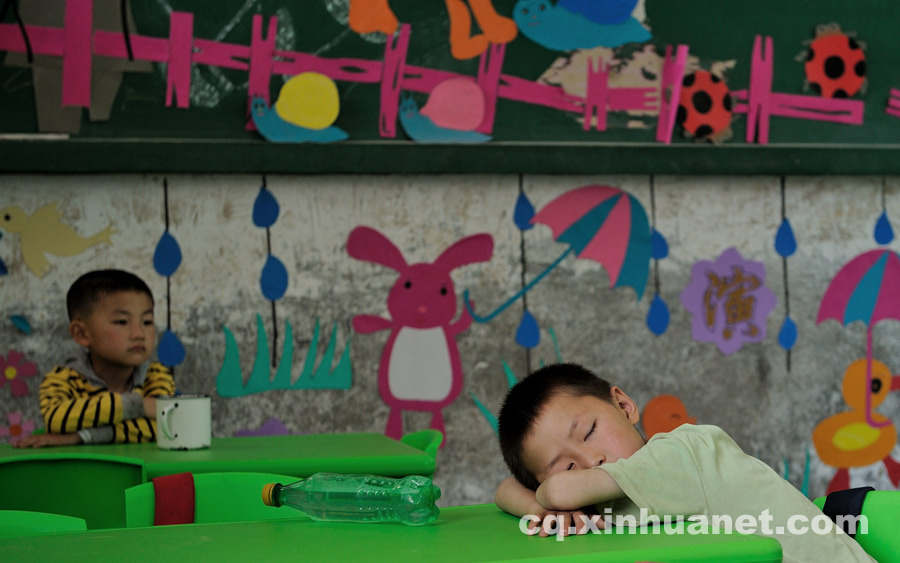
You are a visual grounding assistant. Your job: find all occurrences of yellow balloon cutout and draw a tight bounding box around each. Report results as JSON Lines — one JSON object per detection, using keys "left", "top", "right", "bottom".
{"left": 274, "top": 72, "right": 341, "bottom": 131}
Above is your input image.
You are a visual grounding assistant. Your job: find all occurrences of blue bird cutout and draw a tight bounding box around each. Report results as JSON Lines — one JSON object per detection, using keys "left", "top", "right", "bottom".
{"left": 398, "top": 98, "right": 491, "bottom": 144}
{"left": 251, "top": 97, "right": 348, "bottom": 144}
{"left": 513, "top": 0, "right": 651, "bottom": 51}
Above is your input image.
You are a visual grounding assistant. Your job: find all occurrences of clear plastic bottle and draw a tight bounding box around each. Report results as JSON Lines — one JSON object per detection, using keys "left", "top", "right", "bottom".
{"left": 261, "top": 472, "right": 441, "bottom": 526}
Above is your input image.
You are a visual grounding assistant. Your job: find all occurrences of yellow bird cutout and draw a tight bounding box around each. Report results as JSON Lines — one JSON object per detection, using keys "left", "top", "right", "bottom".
{"left": 0, "top": 203, "right": 114, "bottom": 278}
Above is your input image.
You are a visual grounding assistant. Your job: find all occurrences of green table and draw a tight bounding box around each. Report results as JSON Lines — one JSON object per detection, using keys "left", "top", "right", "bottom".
{"left": 0, "top": 433, "right": 437, "bottom": 479}
{"left": 0, "top": 504, "right": 782, "bottom": 563}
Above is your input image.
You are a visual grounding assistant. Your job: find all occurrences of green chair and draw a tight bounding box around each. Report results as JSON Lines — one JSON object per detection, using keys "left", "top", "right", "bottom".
{"left": 125, "top": 471, "right": 304, "bottom": 527}
{"left": 0, "top": 510, "right": 87, "bottom": 536}
{"left": 814, "top": 490, "right": 899, "bottom": 563}
{"left": 0, "top": 453, "right": 146, "bottom": 530}
{"left": 400, "top": 429, "right": 443, "bottom": 460}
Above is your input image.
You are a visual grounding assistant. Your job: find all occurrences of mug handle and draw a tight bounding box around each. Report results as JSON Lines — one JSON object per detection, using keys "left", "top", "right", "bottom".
{"left": 159, "top": 402, "right": 179, "bottom": 440}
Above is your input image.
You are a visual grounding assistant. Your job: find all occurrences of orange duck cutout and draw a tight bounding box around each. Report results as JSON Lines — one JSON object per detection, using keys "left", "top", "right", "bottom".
{"left": 642, "top": 394, "right": 697, "bottom": 438}
{"left": 812, "top": 358, "right": 900, "bottom": 494}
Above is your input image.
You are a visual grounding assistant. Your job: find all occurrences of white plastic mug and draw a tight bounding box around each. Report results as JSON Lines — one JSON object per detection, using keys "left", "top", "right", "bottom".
{"left": 156, "top": 394, "right": 211, "bottom": 450}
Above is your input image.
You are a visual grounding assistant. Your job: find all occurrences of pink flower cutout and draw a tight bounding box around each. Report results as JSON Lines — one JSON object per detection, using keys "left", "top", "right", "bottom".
{"left": 0, "top": 350, "right": 38, "bottom": 397}
{"left": 0, "top": 411, "right": 36, "bottom": 445}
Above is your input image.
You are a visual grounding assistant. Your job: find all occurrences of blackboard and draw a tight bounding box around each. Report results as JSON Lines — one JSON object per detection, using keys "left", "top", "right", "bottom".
{"left": 1, "top": 0, "right": 899, "bottom": 174}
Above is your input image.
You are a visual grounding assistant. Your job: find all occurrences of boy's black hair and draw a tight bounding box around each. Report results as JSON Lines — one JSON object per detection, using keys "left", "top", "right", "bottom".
{"left": 498, "top": 362, "right": 612, "bottom": 490}
{"left": 66, "top": 269, "right": 154, "bottom": 321}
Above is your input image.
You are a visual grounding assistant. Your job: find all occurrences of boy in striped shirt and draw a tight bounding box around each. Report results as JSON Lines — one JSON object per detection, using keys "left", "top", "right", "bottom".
{"left": 15, "top": 269, "right": 175, "bottom": 447}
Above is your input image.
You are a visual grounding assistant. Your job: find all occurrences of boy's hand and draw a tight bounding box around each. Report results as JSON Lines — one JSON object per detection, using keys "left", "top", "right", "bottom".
{"left": 13, "top": 432, "right": 82, "bottom": 448}
{"left": 143, "top": 396, "right": 157, "bottom": 418}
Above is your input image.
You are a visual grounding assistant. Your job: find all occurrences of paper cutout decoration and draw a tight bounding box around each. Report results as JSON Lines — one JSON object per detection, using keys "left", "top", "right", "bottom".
{"left": 9, "top": 315, "right": 31, "bottom": 335}
{"left": 514, "top": 191, "right": 536, "bottom": 232}
{"left": 511, "top": 189, "right": 540, "bottom": 348}
{"left": 250, "top": 91, "right": 348, "bottom": 144}
{"left": 0, "top": 412, "right": 36, "bottom": 445}
{"left": 253, "top": 184, "right": 288, "bottom": 300}
{"left": 234, "top": 417, "right": 290, "bottom": 437}
{"left": 420, "top": 78, "right": 487, "bottom": 132}
{"left": 679, "top": 247, "right": 776, "bottom": 355}
{"left": 775, "top": 181, "right": 798, "bottom": 355}
{"left": 466, "top": 185, "right": 651, "bottom": 324}
{"left": 802, "top": 24, "right": 866, "bottom": 98}
{"left": 216, "top": 314, "right": 353, "bottom": 397}
{"left": 817, "top": 249, "right": 900, "bottom": 429}
{"left": 512, "top": 0, "right": 650, "bottom": 51}
{"left": 677, "top": 70, "right": 733, "bottom": 143}
{"left": 811, "top": 359, "right": 900, "bottom": 494}
{"left": 645, "top": 180, "right": 670, "bottom": 336}
{"left": 153, "top": 182, "right": 185, "bottom": 368}
{"left": 0, "top": 203, "right": 113, "bottom": 278}
{"left": 656, "top": 44, "right": 690, "bottom": 144}
{"left": 875, "top": 211, "right": 895, "bottom": 245}
{"left": 642, "top": 395, "right": 696, "bottom": 438}
{"left": 348, "top": 0, "right": 516, "bottom": 59}
{"left": 347, "top": 226, "right": 493, "bottom": 442}
{"left": 398, "top": 97, "right": 491, "bottom": 143}
{"left": 3, "top": 0, "right": 151, "bottom": 133}
{"left": 887, "top": 89, "right": 900, "bottom": 119}
{"left": 0, "top": 231, "right": 7, "bottom": 275}
{"left": 732, "top": 35, "right": 864, "bottom": 145}
{"left": 0, "top": 350, "right": 38, "bottom": 397}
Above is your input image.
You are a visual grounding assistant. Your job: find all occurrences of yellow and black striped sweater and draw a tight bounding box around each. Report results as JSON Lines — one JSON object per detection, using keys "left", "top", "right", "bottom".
{"left": 39, "top": 352, "right": 175, "bottom": 444}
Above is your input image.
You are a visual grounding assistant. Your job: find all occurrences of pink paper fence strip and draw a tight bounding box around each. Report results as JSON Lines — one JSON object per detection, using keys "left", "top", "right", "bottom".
{"left": 747, "top": 35, "right": 774, "bottom": 144}
{"left": 655, "top": 44, "right": 688, "bottom": 144}
{"left": 887, "top": 107, "right": 900, "bottom": 119}
{"left": 476, "top": 42, "right": 505, "bottom": 134}
{"left": 95, "top": 30, "right": 168, "bottom": 62}
{"left": 888, "top": 95, "right": 900, "bottom": 111}
{"left": 379, "top": 24, "right": 411, "bottom": 138}
{"left": 245, "top": 15, "right": 277, "bottom": 129}
{"left": 166, "top": 12, "right": 194, "bottom": 109}
{"left": 770, "top": 92, "right": 863, "bottom": 124}
{"left": 0, "top": 24, "right": 64, "bottom": 56}
{"left": 61, "top": 0, "right": 92, "bottom": 108}
{"left": 583, "top": 58, "right": 608, "bottom": 131}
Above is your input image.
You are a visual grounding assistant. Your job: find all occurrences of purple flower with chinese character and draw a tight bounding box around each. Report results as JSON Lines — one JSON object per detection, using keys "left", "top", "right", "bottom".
{"left": 680, "top": 247, "right": 777, "bottom": 355}
{"left": 0, "top": 350, "right": 38, "bottom": 397}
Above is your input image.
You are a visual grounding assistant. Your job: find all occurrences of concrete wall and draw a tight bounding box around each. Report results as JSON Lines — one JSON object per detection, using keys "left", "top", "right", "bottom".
{"left": 2, "top": 173, "right": 899, "bottom": 506}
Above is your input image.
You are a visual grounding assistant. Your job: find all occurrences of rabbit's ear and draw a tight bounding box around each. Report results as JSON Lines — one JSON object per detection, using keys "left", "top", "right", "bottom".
{"left": 434, "top": 233, "right": 493, "bottom": 272}
{"left": 347, "top": 226, "right": 408, "bottom": 272}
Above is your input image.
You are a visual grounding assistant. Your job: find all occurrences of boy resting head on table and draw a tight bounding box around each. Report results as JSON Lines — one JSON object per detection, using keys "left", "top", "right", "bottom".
{"left": 494, "top": 363, "right": 874, "bottom": 563}
{"left": 15, "top": 269, "right": 175, "bottom": 448}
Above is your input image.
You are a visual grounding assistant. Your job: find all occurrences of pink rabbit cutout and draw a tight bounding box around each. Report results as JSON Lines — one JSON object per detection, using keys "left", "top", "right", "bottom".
{"left": 347, "top": 226, "right": 494, "bottom": 443}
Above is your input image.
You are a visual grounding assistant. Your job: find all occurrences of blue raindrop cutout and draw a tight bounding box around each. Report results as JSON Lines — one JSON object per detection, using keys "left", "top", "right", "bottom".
{"left": 158, "top": 328, "right": 186, "bottom": 367}
{"left": 515, "top": 310, "right": 540, "bottom": 348}
{"left": 153, "top": 231, "right": 182, "bottom": 277}
{"left": 10, "top": 315, "right": 31, "bottom": 334}
{"left": 253, "top": 187, "right": 280, "bottom": 228}
{"left": 774, "top": 218, "right": 797, "bottom": 258}
{"left": 513, "top": 192, "right": 536, "bottom": 231}
{"left": 651, "top": 228, "right": 669, "bottom": 260}
{"left": 875, "top": 210, "right": 895, "bottom": 245}
{"left": 646, "top": 294, "right": 670, "bottom": 336}
{"left": 260, "top": 254, "right": 289, "bottom": 301}
{"left": 778, "top": 316, "right": 798, "bottom": 350}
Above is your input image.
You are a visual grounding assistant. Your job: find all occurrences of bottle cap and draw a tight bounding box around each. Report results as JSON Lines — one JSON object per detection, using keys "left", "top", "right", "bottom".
{"left": 261, "top": 483, "right": 282, "bottom": 507}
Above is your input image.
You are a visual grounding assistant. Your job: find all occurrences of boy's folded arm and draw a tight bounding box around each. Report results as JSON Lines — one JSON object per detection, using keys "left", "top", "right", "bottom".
{"left": 495, "top": 476, "right": 544, "bottom": 517}
{"left": 536, "top": 467, "right": 624, "bottom": 511}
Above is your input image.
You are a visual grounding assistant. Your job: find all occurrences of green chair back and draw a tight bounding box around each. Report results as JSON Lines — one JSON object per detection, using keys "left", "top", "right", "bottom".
{"left": 400, "top": 429, "right": 443, "bottom": 459}
{"left": 0, "top": 453, "right": 145, "bottom": 530}
{"left": 125, "top": 471, "right": 304, "bottom": 527}
{"left": 0, "top": 510, "right": 87, "bottom": 536}
{"left": 814, "top": 490, "right": 900, "bottom": 563}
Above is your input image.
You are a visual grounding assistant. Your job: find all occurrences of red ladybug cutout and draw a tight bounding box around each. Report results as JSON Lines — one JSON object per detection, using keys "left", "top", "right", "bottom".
{"left": 676, "top": 70, "right": 733, "bottom": 143}
{"left": 803, "top": 24, "right": 866, "bottom": 98}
